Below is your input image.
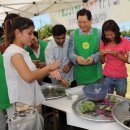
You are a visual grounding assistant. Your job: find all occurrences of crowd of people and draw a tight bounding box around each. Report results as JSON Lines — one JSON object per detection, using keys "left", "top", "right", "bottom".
{"left": 0, "top": 8, "right": 130, "bottom": 130}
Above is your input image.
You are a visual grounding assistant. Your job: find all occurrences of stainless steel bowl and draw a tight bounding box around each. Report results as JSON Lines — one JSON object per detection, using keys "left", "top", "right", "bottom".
{"left": 41, "top": 84, "right": 66, "bottom": 100}
{"left": 112, "top": 99, "right": 130, "bottom": 129}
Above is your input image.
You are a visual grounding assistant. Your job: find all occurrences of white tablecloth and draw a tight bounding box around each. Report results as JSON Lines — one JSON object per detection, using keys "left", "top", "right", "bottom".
{"left": 43, "top": 97, "right": 125, "bottom": 130}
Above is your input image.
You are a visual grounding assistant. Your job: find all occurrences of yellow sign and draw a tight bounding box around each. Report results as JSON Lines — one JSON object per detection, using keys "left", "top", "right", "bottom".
{"left": 82, "top": 42, "right": 89, "bottom": 49}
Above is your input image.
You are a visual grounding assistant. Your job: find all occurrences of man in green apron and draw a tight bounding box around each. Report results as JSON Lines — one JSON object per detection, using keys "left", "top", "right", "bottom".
{"left": 68, "top": 9, "right": 102, "bottom": 85}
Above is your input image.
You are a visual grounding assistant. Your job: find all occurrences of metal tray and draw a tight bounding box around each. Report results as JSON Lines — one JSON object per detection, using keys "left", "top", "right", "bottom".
{"left": 112, "top": 100, "right": 130, "bottom": 129}
{"left": 72, "top": 94, "right": 125, "bottom": 122}
{"left": 41, "top": 85, "right": 66, "bottom": 100}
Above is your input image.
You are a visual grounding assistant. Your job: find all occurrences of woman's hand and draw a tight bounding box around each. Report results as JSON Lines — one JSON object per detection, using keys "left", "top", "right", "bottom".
{"left": 48, "top": 61, "right": 61, "bottom": 80}
{"left": 108, "top": 50, "right": 118, "bottom": 56}
{"left": 100, "top": 50, "right": 107, "bottom": 56}
{"left": 49, "top": 70, "right": 61, "bottom": 80}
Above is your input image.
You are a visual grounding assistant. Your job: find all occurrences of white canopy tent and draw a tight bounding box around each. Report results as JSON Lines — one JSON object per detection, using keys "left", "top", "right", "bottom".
{"left": 1, "top": 0, "right": 130, "bottom": 30}
{"left": 50, "top": 0, "right": 130, "bottom": 30}
{"left": 0, "top": 0, "right": 82, "bottom": 23}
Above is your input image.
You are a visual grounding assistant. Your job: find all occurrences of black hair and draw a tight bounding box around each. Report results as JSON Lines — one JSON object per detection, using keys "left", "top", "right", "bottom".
{"left": 34, "top": 31, "right": 38, "bottom": 39}
{"left": 5, "top": 16, "right": 34, "bottom": 45}
{"left": 102, "top": 19, "right": 122, "bottom": 45}
{"left": 52, "top": 24, "right": 66, "bottom": 36}
{"left": 77, "top": 8, "right": 92, "bottom": 21}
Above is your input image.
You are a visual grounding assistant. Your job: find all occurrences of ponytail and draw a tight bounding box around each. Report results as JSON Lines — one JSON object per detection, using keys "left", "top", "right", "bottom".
{"left": 4, "top": 19, "right": 14, "bottom": 46}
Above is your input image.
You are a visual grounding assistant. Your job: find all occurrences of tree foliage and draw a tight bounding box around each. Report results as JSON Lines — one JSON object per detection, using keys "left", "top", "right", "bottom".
{"left": 37, "top": 24, "right": 74, "bottom": 39}
{"left": 37, "top": 24, "right": 130, "bottom": 40}
{"left": 37, "top": 24, "right": 53, "bottom": 39}
{"left": 67, "top": 29, "right": 73, "bottom": 35}
{"left": 121, "top": 30, "right": 130, "bottom": 36}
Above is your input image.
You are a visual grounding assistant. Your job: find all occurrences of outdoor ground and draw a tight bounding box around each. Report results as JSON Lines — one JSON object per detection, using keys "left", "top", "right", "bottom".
{"left": 126, "top": 64, "right": 130, "bottom": 98}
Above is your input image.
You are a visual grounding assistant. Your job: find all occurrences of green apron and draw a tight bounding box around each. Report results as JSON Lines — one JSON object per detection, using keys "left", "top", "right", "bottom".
{"left": 74, "top": 28, "right": 102, "bottom": 85}
{"left": 0, "top": 52, "right": 10, "bottom": 109}
{"left": 25, "top": 39, "right": 47, "bottom": 62}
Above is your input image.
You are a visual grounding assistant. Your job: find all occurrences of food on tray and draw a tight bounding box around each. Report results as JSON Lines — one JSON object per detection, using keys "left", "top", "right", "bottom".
{"left": 79, "top": 95, "right": 119, "bottom": 117}
{"left": 80, "top": 101, "right": 96, "bottom": 113}
{"left": 73, "top": 94, "right": 126, "bottom": 121}
{"left": 108, "top": 95, "right": 119, "bottom": 102}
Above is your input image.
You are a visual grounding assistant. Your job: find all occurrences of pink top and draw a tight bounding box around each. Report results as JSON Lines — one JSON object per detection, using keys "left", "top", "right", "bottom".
{"left": 100, "top": 37, "right": 130, "bottom": 78}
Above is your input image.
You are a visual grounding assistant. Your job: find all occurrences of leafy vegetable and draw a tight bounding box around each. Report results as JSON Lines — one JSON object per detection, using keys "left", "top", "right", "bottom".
{"left": 80, "top": 101, "right": 96, "bottom": 113}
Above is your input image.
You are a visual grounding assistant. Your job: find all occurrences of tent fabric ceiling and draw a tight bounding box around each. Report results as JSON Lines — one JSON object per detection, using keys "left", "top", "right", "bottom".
{"left": 0, "top": 0, "right": 82, "bottom": 23}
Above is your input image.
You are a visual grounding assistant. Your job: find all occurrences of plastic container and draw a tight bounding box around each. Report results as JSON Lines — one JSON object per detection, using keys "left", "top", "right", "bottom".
{"left": 83, "top": 83, "right": 109, "bottom": 101}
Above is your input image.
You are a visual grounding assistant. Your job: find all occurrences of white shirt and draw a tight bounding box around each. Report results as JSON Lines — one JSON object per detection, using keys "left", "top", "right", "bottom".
{"left": 3, "top": 44, "right": 45, "bottom": 106}
{"left": 45, "top": 38, "right": 73, "bottom": 84}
